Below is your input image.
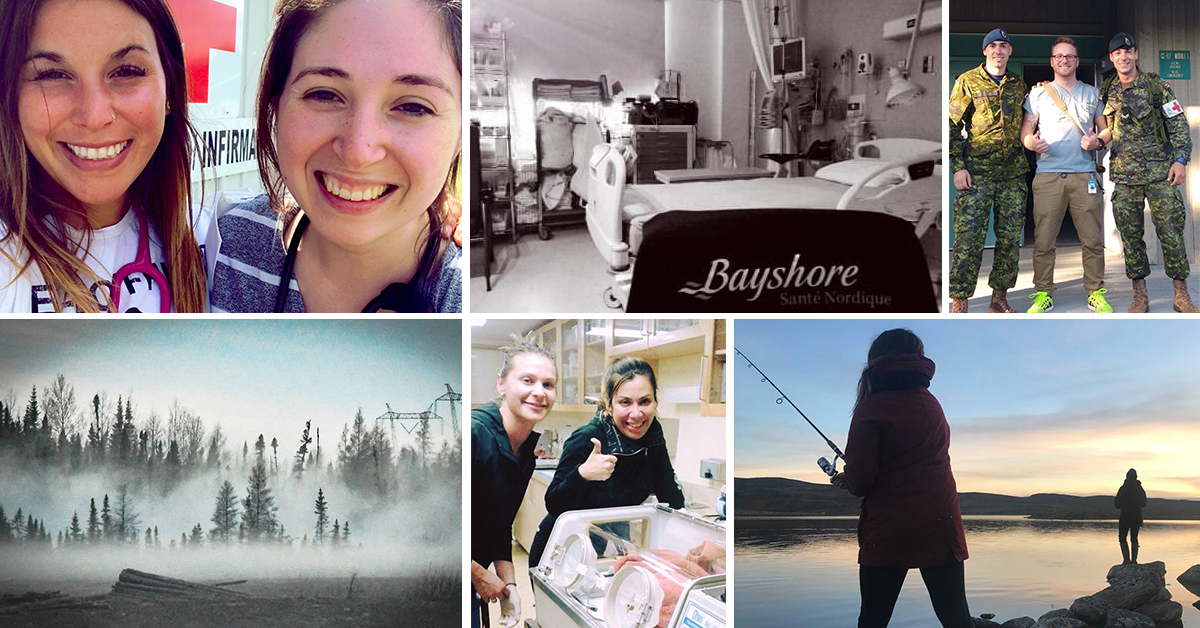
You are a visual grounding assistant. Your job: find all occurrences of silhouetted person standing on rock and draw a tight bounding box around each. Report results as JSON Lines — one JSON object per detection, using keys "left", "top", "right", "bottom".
{"left": 1115, "top": 468, "right": 1147, "bottom": 564}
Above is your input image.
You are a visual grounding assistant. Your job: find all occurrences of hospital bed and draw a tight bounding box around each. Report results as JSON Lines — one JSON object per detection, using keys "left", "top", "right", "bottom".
{"left": 530, "top": 505, "right": 725, "bottom": 628}
{"left": 584, "top": 138, "right": 940, "bottom": 310}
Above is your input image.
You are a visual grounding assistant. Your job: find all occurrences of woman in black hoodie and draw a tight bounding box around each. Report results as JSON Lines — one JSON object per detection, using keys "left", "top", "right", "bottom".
{"left": 471, "top": 337, "right": 557, "bottom": 627}
{"left": 1115, "top": 468, "right": 1147, "bottom": 564}
{"left": 527, "top": 356, "right": 686, "bottom": 566}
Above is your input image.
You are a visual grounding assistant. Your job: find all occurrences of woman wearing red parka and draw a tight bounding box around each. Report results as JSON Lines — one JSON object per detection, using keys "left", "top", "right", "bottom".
{"left": 830, "top": 328, "right": 972, "bottom": 628}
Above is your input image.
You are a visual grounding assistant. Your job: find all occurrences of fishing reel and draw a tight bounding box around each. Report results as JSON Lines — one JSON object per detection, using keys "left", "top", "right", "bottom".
{"left": 817, "top": 454, "right": 842, "bottom": 478}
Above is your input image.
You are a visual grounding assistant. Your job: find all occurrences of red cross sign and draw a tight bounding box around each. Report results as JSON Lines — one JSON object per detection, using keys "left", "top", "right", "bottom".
{"left": 165, "top": 0, "right": 237, "bottom": 104}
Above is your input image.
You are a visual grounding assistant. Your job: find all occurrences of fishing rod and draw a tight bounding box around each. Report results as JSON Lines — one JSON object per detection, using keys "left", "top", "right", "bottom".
{"left": 735, "top": 347, "right": 845, "bottom": 478}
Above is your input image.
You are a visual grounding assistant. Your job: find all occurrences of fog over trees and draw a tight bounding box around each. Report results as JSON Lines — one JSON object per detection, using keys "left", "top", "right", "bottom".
{"left": 0, "top": 374, "right": 461, "bottom": 555}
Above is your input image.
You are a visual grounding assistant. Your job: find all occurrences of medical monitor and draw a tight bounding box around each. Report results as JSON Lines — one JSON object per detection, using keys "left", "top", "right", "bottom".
{"left": 772, "top": 38, "right": 806, "bottom": 81}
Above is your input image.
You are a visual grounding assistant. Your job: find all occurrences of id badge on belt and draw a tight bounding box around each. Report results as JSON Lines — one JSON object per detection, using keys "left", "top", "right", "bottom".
{"left": 1088, "top": 174, "right": 1099, "bottom": 194}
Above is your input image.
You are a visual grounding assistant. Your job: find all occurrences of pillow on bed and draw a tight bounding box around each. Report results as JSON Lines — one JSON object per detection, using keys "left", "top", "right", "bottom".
{"left": 814, "top": 159, "right": 905, "bottom": 187}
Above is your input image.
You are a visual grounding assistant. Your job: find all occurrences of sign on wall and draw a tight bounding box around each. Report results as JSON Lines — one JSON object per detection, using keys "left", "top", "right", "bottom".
{"left": 165, "top": 0, "right": 245, "bottom": 118}
{"left": 1159, "top": 51, "right": 1191, "bottom": 80}
{"left": 165, "top": 0, "right": 256, "bottom": 177}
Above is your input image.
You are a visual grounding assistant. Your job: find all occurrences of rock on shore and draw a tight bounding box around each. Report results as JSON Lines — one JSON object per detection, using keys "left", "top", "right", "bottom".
{"left": 1177, "top": 564, "right": 1200, "bottom": 597}
{"left": 975, "top": 561, "right": 1190, "bottom": 628}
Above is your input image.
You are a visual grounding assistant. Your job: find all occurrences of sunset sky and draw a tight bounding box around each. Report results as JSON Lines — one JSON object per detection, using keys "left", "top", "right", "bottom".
{"left": 0, "top": 320, "right": 461, "bottom": 456}
{"left": 735, "top": 319, "right": 1200, "bottom": 500}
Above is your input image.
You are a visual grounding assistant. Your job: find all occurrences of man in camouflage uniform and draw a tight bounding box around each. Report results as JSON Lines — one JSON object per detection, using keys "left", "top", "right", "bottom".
{"left": 949, "top": 28, "right": 1029, "bottom": 313}
{"left": 1098, "top": 33, "right": 1197, "bottom": 313}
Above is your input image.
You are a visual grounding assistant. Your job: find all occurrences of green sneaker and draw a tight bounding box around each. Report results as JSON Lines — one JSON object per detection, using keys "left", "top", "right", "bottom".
{"left": 1027, "top": 291, "right": 1053, "bottom": 313}
{"left": 1088, "top": 288, "right": 1114, "bottom": 313}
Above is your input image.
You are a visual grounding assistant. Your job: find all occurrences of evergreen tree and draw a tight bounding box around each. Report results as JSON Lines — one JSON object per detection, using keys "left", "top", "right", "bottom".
{"left": 69, "top": 433, "right": 83, "bottom": 470}
{"left": 12, "top": 507, "right": 24, "bottom": 538}
{"left": 26, "top": 514, "right": 36, "bottom": 541}
{"left": 87, "top": 409, "right": 104, "bottom": 464}
{"left": 206, "top": 425, "right": 225, "bottom": 469}
{"left": 189, "top": 524, "right": 203, "bottom": 546}
{"left": 145, "top": 527, "right": 152, "bottom": 547}
{"left": 254, "top": 434, "right": 266, "bottom": 463}
{"left": 100, "top": 494, "right": 112, "bottom": 541}
{"left": 113, "top": 485, "right": 140, "bottom": 542}
{"left": 69, "top": 511, "right": 82, "bottom": 543}
{"left": 332, "top": 518, "right": 340, "bottom": 546}
{"left": 154, "top": 526, "right": 159, "bottom": 546}
{"left": 57, "top": 530, "right": 63, "bottom": 547}
{"left": 342, "top": 520, "right": 349, "bottom": 545}
{"left": 86, "top": 499, "right": 99, "bottom": 542}
{"left": 22, "top": 386, "right": 38, "bottom": 440}
{"left": 36, "top": 413, "right": 53, "bottom": 461}
{"left": 270, "top": 437, "right": 279, "bottom": 474}
{"left": 293, "top": 421, "right": 312, "bottom": 479}
{"left": 0, "top": 505, "right": 9, "bottom": 541}
{"left": 240, "top": 460, "right": 278, "bottom": 542}
{"left": 164, "top": 440, "right": 182, "bottom": 487}
{"left": 313, "top": 488, "right": 328, "bottom": 543}
{"left": 112, "top": 395, "right": 124, "bottom": 459}
{"left": 180, "top": 532, "right": 187, "bottom": 547}
{"left": 209, "top": 480, "right": 239, "bottom": 543}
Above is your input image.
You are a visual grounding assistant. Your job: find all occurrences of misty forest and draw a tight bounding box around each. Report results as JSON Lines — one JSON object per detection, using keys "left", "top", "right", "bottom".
{"left": 0, "top": 374, "right": 461, "bottom": 565}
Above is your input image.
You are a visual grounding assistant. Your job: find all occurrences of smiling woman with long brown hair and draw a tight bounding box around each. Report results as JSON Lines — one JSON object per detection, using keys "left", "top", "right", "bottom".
{"left": 0, "top": 0, "right": 207, "bottom": 312}
{"left": 207, "top": 0, "right": 462, "bottom": 313}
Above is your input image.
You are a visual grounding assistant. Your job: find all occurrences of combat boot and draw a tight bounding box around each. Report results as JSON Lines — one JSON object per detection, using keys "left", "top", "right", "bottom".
{"left": 1173, "top": 279, "right": 1199, "bottom": 313}
{"left": 988, "top": 289, "right": 1015, "bottom": 313}
{"left": 1128, "top": 279, "right": 1149, "bottom": 313}
{"left": 950, "top": 298, "right": 967, "bottom": 313}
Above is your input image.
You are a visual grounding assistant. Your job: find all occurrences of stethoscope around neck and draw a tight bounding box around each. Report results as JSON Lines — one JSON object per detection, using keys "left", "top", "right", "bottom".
{"left": 110, "top": 209, "right": 170, "bottom": 313}
{"left": 273, "top": 213, "right": 438, "bottom": 313}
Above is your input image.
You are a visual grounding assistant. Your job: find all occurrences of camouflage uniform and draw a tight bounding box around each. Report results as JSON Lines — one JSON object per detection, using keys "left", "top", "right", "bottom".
{"left": 949, "top": 63, "right": 1029, "bottom": 299}
{"left": 1103, "top": 72, "right": 1193, "bottom": 280}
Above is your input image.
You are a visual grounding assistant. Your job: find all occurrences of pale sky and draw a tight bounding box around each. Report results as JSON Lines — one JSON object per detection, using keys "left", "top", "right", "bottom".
{"left": 735, "top": 319, "right": 1200, "bottom": 500}
{"left": 0, "top": 319, "right": 462, "bottom": 458}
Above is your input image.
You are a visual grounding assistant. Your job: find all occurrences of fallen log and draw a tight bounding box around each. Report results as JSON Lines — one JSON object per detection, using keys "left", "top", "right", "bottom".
{"left": 210, "top": 579, "right": 247, "bottom": 587}
{"left": 112, "top": 582, "right": 221, "bottom": 599}
{"left": 115, "top": 569, "right": 248, "bottom": 598}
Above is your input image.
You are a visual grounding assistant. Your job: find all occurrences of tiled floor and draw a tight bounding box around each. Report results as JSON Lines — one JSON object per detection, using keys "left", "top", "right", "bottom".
{"left": 470, "top": 228, "right": 617, "bottom": 313}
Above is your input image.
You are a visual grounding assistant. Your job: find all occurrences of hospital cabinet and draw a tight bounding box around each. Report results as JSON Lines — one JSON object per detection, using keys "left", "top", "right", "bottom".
{"left": 532, "top": 319, "right": 607, "bottom": 411}
{"left": 621, "top": 125, "right": 696, "bottom": 184}
{"left": 532, "top": 319, "right": 725, "bottom": 417}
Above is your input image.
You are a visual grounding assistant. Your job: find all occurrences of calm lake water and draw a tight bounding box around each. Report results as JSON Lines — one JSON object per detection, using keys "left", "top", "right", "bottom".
{"left": 736, "top": 516, "right": 1200, "bottom": 627}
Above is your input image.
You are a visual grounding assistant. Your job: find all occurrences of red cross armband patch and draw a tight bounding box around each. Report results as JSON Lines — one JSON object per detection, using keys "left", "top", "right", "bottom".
{"left": 1163, "top": 99, "right": 1184, "bottom": 118}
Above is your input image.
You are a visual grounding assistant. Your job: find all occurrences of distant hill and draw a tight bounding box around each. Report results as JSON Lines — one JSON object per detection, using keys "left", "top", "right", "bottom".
{"left": 735, "top": 477, "right": 1200, "bottom": 520}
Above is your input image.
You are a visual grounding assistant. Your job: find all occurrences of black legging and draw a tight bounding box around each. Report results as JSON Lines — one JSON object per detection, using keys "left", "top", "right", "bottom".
{"left": 1119, "top": 521, "right": 1141, "bottom": 562}
{"left": 858, "top": 561, "right": 972, "bottom": 628}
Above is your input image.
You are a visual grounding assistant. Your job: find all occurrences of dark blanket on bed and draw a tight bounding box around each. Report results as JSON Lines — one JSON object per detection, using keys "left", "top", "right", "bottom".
{"left": 625, "top": 208, "right": 937, "bottom": 313}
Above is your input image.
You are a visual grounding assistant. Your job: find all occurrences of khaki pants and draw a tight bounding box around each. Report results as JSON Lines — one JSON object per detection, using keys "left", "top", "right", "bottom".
{"left": 1031, "top": 172, "right": 1105, "bottom": 294}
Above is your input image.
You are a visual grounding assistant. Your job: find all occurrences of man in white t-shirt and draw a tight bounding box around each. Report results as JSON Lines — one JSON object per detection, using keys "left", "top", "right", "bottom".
{"left": 1020, "top": 36, "right": 1112, "bottom": 313}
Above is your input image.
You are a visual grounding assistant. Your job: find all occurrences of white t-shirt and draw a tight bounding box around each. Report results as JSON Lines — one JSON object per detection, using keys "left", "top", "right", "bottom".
{"left": 0, "top": 207, "right": 211, "bottom": 313}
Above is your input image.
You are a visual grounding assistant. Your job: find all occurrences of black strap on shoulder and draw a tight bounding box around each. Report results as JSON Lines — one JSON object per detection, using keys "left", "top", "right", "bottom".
{"left": 273, "top": 214, "right": 308, "bottom": 313}
{"left": 274, "top": 212, "right": 442, "bottom": 313}
{"left": 362, "top": 226, "right": 440, "bottom": 313}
